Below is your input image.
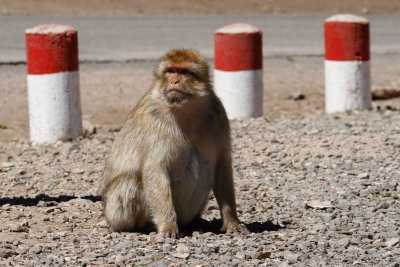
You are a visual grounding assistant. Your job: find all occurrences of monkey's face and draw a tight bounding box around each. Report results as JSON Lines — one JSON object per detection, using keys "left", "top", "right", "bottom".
{"left": 156, "top": 50, "right": 211, "bottom": 107}
{"left": 161, "top": 65, "right": 201, "bottom": 107}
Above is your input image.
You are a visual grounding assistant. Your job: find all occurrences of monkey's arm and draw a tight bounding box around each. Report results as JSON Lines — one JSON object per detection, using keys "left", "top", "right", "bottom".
{"left": 143, "top": 164, "right": 181, "bottom": 238}
{"left": 101, "top": 123, "right": 141, "bottom": 194}
{"left": 213, "top": 154, "right": 248, "bottom": 234}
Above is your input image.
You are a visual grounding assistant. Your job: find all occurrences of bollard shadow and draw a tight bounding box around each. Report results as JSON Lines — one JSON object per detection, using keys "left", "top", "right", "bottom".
{"left": 0, "top": 193, "right": 102, "bottom": 207}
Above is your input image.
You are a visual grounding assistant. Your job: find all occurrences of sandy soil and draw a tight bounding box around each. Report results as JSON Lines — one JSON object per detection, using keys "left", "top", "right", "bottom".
{"left": 2, "top": 0, "right": 400, "bottom": 16}
{"left": 1, "top": 55, "right": 400, "bottom": 142}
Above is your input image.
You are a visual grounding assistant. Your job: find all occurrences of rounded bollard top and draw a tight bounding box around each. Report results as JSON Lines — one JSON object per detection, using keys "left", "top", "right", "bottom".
{"left": 25, "top": 24, "right": 77, "bottom": 35}
{"left": 215, "top": 23, "right": 261, "bottom": 34}
{"left": 325, "top": 14, "right": 369, "bottom": 24}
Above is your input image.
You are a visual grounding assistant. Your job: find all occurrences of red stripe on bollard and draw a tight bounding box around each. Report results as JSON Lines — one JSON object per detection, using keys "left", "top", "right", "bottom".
{"left": 325, "top": 18, "right": 370, "bottom": 61}
{"left": 25, "top": 24, "right": 79, "bottom": 75}
{"left": 215, "top": 24, "right": 262, "bottom": 71}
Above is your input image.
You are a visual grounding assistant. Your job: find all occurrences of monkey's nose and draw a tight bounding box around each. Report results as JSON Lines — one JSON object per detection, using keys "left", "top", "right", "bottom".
{"left": 171, "top": 79, "right": 179, "bottom": 85}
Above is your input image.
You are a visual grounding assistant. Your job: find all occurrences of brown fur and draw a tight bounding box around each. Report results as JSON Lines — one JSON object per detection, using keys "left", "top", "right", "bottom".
{"left": 101, "top": 49, "right": 247, "bottom": 237}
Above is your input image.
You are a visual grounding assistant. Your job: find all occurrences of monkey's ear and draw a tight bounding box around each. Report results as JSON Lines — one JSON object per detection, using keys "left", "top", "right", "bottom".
{"left": 155, "top": 60, "right": 167, "bottom": 78}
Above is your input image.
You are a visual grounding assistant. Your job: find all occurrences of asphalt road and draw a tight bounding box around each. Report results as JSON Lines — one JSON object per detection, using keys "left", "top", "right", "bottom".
{"left": 1, "top": 14, "right": 399, "bottom": 63}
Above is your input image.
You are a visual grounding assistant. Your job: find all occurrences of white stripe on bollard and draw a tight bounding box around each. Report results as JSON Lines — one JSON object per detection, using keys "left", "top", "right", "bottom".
{"left": 214, "top": 69, "right": 263, "bottom": 119}
{"left": 325, "top": 61, "right": 371, "bottom": 113}
{"left": 27, "top": 71, "right": 82, "bottom": 142}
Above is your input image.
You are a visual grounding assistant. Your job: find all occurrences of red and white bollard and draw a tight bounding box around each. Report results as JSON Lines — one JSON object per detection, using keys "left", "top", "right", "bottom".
{"left": 25, "top": 24, "right": 82, "bottom": 143}
{"left": 214, "top": 23, "right": 263, "bottom": 119}
{"left": 324, "top": 14, "right": 372, "bottom": 113}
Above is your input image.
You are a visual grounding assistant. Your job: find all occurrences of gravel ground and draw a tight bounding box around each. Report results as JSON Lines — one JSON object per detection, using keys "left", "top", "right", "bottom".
{"left": 1, "top": 107, "right": 400, "bottom": 266}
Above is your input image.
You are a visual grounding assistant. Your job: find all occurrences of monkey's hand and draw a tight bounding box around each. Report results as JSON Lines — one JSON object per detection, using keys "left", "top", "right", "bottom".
{"left": 222, "top": 221, "right": 250, "bottom": 235}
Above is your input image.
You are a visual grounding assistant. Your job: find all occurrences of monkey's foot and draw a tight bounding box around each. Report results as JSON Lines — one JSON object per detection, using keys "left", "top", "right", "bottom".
{"left": 159, "top": 229, "right": 182, "bottom": 239}
{"left": 222, "top": 222, "right": 250, "bottom": 235}
{"left": 158, "top": 224, "right": 182, "bottom": 239}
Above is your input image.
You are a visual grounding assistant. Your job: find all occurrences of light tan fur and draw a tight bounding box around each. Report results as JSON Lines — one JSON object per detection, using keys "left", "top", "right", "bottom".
{"left": 101, "top": 49, "right": 246, "bottom": 237}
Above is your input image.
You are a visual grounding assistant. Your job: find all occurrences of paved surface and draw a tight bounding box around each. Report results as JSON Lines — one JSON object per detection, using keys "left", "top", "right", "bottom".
{"left": 1, "top": 14, "right": 400, "bottom": 63}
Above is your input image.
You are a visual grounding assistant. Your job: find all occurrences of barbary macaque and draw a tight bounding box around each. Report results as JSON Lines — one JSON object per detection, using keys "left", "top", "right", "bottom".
{"left": 101, "top": 49, "right": 247, "bottom": 237}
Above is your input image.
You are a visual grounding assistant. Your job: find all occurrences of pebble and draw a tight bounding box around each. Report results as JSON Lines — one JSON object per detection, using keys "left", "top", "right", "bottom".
{"left": 291, "top": 92, "right": 306, "bottom": 101}
{"left": 29, "top": 245, "right": 43, "bottom": 254}
{"left": 0, "top": 111, "right": 399, "bottom": 265}
{"left": 253, "top": 251, "right": 271, "bottom": 259}
{"left": 386, "top": 238, "right": 400, "bottom": 248}
{"left": 0, "top": 248, "right": 16, "bottom": 258}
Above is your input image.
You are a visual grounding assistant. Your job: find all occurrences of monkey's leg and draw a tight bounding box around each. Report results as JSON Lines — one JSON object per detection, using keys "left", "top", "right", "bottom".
{"left": 144, "top": 170, "right": 181, "bottom": 238}
{"left": 213, "top": 158, "right": 248, "bottom": 234}
{"left": 103, "top": 173, "right": 150, "bottom": 232}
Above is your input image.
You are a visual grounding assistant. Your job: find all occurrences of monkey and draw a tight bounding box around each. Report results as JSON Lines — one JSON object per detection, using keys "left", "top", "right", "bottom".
{"left": 101, "top": 49, "right": 247, "bottom": 238}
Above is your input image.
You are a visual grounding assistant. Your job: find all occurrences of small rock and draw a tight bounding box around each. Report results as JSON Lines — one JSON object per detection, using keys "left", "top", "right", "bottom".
{"left": 0, "top": 248, "right": 16, "bottom": 258}
{"left": 253, "top": 251, "right": 271, "bottom": 260}
{"left": 96, "top": 220, "right": 108, "bottom": 228}
{"left": 71, "top": 167, "right": 85, "bottom": 174}
{"left": 284, "top": 252, "right": 299, "bottom": 262}
{"left": 2, "top": 203, "right": 11, "bottom": 211}
{"left": 305, "top": 200, "right": 333, "bottom": 209}
{"left": 172, "top": 252, "right": 190, "bottom": 259}
{"left": 372, "top": 88, "right": 400, "bottom": 100}
{"left": 10, "top": 221, "right": 29, "bottom": 232}
{"left": 108, "top": 126, "right": 121, "bottom": 132}
{"left": 380, "top": 202, "right": 390, "bottom": 209}
{"left": 319, "top": 213, "right": 335, "bottom": 222}
{"left": 57, "top": 231, "right": 67, "bottom": 237}
{"left": 337, "top": 238, "right": 350, "bottom": 248}
{"left": 83, "top": 120, "right": 97, "bottom": 136}
{"left": 206, "top": 243, "right": 219, "bottom": 252}
{"left": 37, "top": 201, "right": 57, "bottom": 207}
{"left": 15, "top": 247, "right": 28, "bottom": 254}
{"left": 45, "top": 208, "right": 55, "bottom": 214}
{"left": 312, "top": 223, "right": 327, "bottom": 232}
{"left": 235, "top": 251, "right": 246, "bottom": 260}
{"left": 29, "top": 245, "right": 42, "bottom": 254}
{"left": 358, "top": 173, "right": 369, "bottom": 179}
{"left": 0, "top": 162, "right": 14, "bottom": 171}
{"left": 386, "top": 238, "right": 400, "bottom": 248}
{"left": 291, "top": 92, "right": 305, "bottom": 101}
{"left": 114, "top": 254, "right": 124, "bottom": 263}
{"left": 176, "top": 244, "right": 189, "bottom": 253}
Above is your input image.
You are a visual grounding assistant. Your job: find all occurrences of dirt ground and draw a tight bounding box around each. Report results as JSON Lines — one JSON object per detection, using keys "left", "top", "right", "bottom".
{"left": 2, "top": 0, "right": 400, "bottom": 16}
{"left": 1, "top": 55, "right": 400, "bottom": 142}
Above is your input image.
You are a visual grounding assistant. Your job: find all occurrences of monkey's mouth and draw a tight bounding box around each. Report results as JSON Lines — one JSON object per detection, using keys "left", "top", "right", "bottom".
{"left": 162, "top": 88, "right": 192, "bottom": 106}
{"left": 166, "top": 89, "right": 185, "bottom": 96}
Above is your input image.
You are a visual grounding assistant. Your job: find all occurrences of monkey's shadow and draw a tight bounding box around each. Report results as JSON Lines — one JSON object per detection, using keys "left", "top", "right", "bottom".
{"left": 177, "top": 218, "right": 283, "bottom": 236}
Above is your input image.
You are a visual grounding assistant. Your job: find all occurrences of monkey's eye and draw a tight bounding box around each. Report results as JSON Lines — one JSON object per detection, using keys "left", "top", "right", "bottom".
{"left": 179, "top": 69, "right": 189, "bottom": 75}
{"left": 166, "top": 68, "right": 175, "bottom": 74}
